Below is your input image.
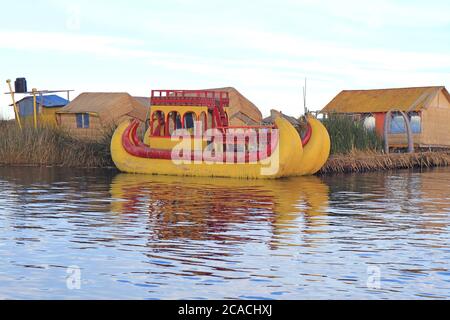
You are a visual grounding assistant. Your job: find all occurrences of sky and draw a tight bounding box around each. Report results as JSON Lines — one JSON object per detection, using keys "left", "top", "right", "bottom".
{"left": 1, "top": 0, "right": 450, "bottom": 119}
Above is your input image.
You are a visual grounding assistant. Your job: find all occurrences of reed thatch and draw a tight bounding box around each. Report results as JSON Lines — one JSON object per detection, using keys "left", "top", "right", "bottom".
{"left": 322, "top": 86, "right": 450, "bottom": 113}
{"left": 59, "top": 92, "right": 147, "bottom": 122}
{"left": 262, "top": 111, "right": 300, "bottom": 127}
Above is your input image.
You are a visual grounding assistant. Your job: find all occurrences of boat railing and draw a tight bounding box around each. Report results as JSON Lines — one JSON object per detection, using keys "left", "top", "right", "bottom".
{"left": 212, "top": 125, "right": 278, "bottom": 152}
{"left": 151, "top": 90, "right": 230, "bottom": 108}
{"left": 216, "top": 125, "right": 276, "bottom": 130}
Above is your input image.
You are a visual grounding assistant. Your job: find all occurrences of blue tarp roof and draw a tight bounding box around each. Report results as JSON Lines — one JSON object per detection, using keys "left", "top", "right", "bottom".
{"left": 12, "top": 95, "right": 69, "bottom": 108}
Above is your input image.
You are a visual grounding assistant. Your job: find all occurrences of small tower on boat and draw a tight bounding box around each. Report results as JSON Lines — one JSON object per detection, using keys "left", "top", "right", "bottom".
{"left": 148, "top": 90, "right": 230, "bottom": 139}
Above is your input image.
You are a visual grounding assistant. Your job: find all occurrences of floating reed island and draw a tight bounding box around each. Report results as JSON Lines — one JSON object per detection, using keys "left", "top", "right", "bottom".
{"left": 319, "top": 151, "right": 450, "bottom": 174}
{"left": 2, "top": 115, "right": 450, "bottom": 175}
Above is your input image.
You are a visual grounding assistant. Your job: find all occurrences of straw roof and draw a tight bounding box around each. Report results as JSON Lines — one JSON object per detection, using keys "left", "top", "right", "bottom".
{"left": 133, "top": 96, "right": 150, "bottom": 108}
{"left": 58, "top": 92, "right": 148, "bottom": 122}
{"left": 205, "top": 87, "right": 263, "bottom": 124}
{"left": 262, "top": 112, "right": 299, "bottom": 127}
{"left": 322, "top": 86, "right": 450, "bottom": 114}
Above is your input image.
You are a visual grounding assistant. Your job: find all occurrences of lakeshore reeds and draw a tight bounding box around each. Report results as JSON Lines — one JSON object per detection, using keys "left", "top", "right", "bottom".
{"left": 321, "top": 114, "right": 384, "bottom": 154}
{"left": 320, "top": 150, "right": 450, "bottom": 174}
{"left": 0, "top": 120, "right": 114, "bottom": 168}
{"left": 1, "top": 118, "right": 449, "bottom": 175}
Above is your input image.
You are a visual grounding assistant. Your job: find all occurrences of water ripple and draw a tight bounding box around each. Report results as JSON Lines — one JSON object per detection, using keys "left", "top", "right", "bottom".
{"left": 1, "top": 167, "right": 450, "bottom": 299}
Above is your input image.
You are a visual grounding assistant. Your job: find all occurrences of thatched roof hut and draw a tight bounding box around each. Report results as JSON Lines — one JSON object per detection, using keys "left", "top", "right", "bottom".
{"left": 321, "top": 86, "right": 450, "bottom": 149}
{"left": 57, "top": 92, "right": 147, "bottom": 140}
{"left": 12, "top": 95, "right": 69, "bottom": 126}
{"left": 133, "top": 96, "right": 151, "bottom": 108}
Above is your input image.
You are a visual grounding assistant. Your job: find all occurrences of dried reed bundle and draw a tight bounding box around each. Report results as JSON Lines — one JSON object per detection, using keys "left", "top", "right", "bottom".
{"left": 319, "top": 150, "right": 450, "bottom": 174}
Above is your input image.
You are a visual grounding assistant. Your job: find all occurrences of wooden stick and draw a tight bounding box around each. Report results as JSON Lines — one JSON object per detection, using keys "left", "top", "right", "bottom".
{"left": 32, "top": 88, "right": 38, "bottom": 129}
{"left": 6, "top": 79, "right": 22, "bottom": 129}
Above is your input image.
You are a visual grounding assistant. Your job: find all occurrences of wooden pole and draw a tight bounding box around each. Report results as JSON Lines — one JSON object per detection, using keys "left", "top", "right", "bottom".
{"left": 39, "top": 92, "right": 44, "bottom": 127}
{"left": 144, "top": 96, "right": 152, "bottom": 138}
{"left": 32, "top": 88, "right": 37, "bottom": 129}
{"left": 6, "top": 79, "right": 22, "bottom": 129}
{"left": 384, "top": 109, "right": 415, "bottom": 154}
{"left": 304, "top": 78, "right": 307, "bottom": 115}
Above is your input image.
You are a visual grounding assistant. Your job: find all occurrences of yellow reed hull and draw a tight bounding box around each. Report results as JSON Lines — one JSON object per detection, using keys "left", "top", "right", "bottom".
{"left": 293, "top": 116, "right": 331, "bottom": 176}
{"left": 110, "top": 115, "right": 331, "bottom": 179}
{"left": 111, "top": 116, "right": 303, "bottom": 179}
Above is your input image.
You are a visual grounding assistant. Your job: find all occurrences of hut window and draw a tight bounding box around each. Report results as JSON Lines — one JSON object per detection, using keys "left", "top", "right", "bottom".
{"left": 183, "top": 112, "right": 197, "bottom": 133}
{"left": 76, "top": 113, "right": 90, "bottom": 128}
{"left": 389, "top": 113, "right": 406, "bottom": 134}
{"left": 167, "top": 111, "right": 182, "bottom": 136}
{"left": 151, "top": 111, "right": 165, "bottom": 136}
{"left": 409, "top": 112, "right": 421, "bottom": 134}
{"left": 363, "top": 115, "right": 376, "bottom": 131}
{"left": 389, "top": 112, "right": 421, "bottom": 134}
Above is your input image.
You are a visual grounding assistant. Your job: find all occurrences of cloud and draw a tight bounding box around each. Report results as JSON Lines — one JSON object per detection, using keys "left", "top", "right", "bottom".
{"left": 286, "top": 0, "right": 450, "bottom": 28}
{"left": 1, "top": 27, "right": 449, "bottom": 119}
{"left": 0, "top": 30, "right": 147, "bottom": 57}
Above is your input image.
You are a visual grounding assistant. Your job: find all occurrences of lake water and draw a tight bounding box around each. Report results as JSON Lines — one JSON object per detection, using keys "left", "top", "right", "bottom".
{"left": 0, "top": 166, "right": 449, "bottom": 299}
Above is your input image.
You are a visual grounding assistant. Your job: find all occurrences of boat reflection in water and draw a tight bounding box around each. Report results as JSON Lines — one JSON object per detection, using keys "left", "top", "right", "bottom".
{"left": 110, "top": 174, "right": 330, "bottom": 248}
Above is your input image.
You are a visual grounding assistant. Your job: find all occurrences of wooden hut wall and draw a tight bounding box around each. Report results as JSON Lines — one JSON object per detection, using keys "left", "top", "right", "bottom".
{"left": 420, "top": 91, "right": 450, "bottom": 147}
{"left": 59, "top": 114, "right": 104, "bottom": 140}
{"left": 40, "top": 107, "right": 64, "bottom": 126}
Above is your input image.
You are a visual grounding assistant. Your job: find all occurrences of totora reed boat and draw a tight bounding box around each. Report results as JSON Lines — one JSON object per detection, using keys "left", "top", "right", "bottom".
{"left": 111, "top": 90, "right": 330, "bottom": 179}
